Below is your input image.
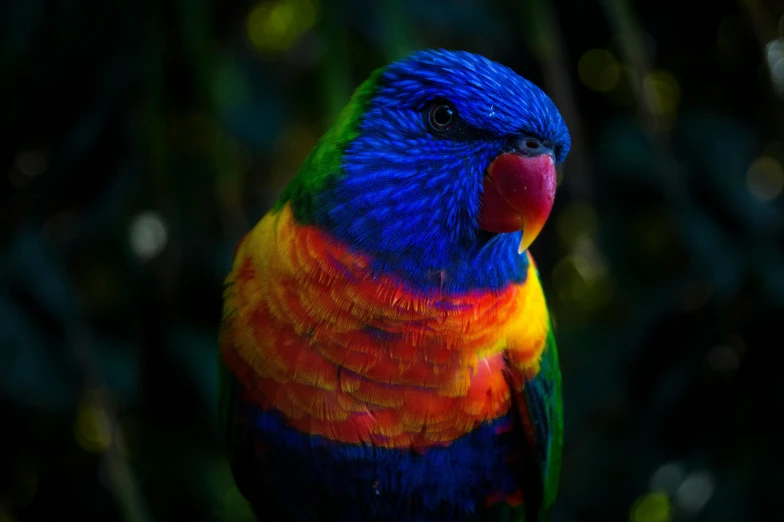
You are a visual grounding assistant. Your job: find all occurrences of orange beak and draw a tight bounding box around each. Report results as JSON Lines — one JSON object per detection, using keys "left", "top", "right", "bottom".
{"left": 478, "top": 152, "right": 557, "bottom": 253}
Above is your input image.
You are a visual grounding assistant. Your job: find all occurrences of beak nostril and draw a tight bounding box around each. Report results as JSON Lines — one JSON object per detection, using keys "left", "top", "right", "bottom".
{"left": 517, "top": 136, "right": 555, "bottom": 157}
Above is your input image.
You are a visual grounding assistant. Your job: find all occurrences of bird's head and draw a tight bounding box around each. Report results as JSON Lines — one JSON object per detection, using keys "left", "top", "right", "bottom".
{"left": 279, "top": 49, "right": 570, "bottom": 289}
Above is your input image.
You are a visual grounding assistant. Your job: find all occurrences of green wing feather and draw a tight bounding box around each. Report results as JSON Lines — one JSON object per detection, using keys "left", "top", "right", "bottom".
{"left": 507, "top": 305, "right": 563, "bottom": 522}
{"left": 532, "top": 327, "right": 564, "bottom": 519}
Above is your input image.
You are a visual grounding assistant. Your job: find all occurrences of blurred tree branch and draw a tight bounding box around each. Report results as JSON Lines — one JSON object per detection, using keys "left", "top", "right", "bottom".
{"left": 73, "top": 329, "right": 152, "bottom": 522}
{"left": 599, "top": 0, "right": 689, "bottom": 207}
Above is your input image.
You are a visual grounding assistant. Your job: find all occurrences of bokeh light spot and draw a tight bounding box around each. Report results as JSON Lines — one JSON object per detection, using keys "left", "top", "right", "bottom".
{"left": 15, "top": 150, "right": 48, "bottom": 177}
{"left": 246, "top": 0, "right": 318, "bottom": 55}
{"left": 766, "top": 38, "right": 784, "bottom": 96}
{"left": 572, "top": 236, "right": 607, "bottom": 281}
{"left": 649, "top": 462, "right": 684, "bottom": 496}
{"left": 552, "top": 250, "right": 615, "bottom": 310}
{"left": 674, "top": 471, "right": 714, "bottom": 512}
{"left": 630, "top": 492, "right": 671, "bottom": 522}
{"left": 74, "top": 391, "right": 112, "bottom": 453}
{"left": 746, "top": 156, "right": 784, "bottom": 201}
{"left": 129, "top": 210, "right": 168, "bottom": 261}
{"left": 706, "top": 344, "right": 740, "bottom": 372}
{"left": 556, "top": 202, "right": 597, "bottom": 246}
{"left": 578, "top": 49, "right": 621, "bottom": 92}
{"left": 642, "top": 70, "right": 681, "bottom": 119}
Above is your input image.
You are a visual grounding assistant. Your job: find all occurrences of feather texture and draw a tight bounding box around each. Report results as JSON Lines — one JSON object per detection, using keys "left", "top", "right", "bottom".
{"left": 219, "top": 48, "right": 569, "bottom": 522}
{"left": 221, "top": 203, "right": 549, "bottom": 448}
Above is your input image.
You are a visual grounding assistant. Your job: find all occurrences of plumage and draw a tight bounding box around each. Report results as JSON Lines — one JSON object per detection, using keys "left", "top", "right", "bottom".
{"left": 219, "top": 49, "right": 570, "bottom": 521}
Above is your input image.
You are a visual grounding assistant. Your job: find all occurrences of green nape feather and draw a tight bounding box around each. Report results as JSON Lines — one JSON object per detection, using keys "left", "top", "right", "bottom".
{"left": 274, "top": 67, "right": 384, "bottom": 224}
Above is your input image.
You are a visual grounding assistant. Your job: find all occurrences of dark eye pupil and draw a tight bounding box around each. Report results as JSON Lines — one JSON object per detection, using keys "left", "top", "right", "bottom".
{"left": 429, "top": 104, "right": 454, "bottom": 130}
{"left": 434, "top": 106, "right": 452, "bottom": 125}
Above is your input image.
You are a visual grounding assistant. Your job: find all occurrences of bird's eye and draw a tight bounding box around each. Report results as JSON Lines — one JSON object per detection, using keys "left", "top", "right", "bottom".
{"left": 427, "top": 102, "right": 455, "bottom": 132}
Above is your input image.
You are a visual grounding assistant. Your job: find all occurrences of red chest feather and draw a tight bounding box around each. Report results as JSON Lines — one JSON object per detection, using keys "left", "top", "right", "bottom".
{"left": 220, "top": 204, "right": 550, "bottom": 448}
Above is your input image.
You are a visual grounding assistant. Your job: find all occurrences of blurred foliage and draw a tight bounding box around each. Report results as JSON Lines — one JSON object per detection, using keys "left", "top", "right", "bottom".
{"left": 2, "top": 0, "right": 784, "bottom": 521}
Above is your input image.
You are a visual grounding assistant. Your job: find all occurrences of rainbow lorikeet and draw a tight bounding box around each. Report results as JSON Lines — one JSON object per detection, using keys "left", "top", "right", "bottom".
{"left": 219, "top": 49, "right": 570, "bottom": 522}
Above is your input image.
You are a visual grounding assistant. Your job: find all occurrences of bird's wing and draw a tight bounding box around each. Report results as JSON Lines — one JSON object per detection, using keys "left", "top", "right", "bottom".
{"left": 503, "top": 261, "right": 563, "bottom": 522}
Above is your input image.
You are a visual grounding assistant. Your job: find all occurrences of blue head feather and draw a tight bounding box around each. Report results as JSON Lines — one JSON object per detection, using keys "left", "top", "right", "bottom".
{"left": 312, "top": 49, "right": 571, "bottom": 292}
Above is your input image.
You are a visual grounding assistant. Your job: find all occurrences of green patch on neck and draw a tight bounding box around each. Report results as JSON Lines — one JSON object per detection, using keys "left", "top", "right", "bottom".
{"left": 274, "top": 67, "right": 384, "bottom": 223}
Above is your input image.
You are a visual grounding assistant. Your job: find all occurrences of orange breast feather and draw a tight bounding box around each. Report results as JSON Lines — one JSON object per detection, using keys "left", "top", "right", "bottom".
{"left": 220, "top": 203, "right": 550, "bottom": 448}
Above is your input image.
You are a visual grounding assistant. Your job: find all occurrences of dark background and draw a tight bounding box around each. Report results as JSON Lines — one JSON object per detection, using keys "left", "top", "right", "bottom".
{"left": 2, "top": 0, "right": 783, "bottom": 521}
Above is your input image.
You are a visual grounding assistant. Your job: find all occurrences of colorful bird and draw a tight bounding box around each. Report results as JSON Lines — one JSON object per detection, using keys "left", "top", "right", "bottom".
{"left": 219, "top": 49, "right": 570, "bottom": 522}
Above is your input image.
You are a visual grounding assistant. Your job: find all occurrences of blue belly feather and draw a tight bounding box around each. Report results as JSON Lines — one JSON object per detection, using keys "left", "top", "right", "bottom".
{"left": 241, "top": 404, "right": 522, "bottom": 522}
